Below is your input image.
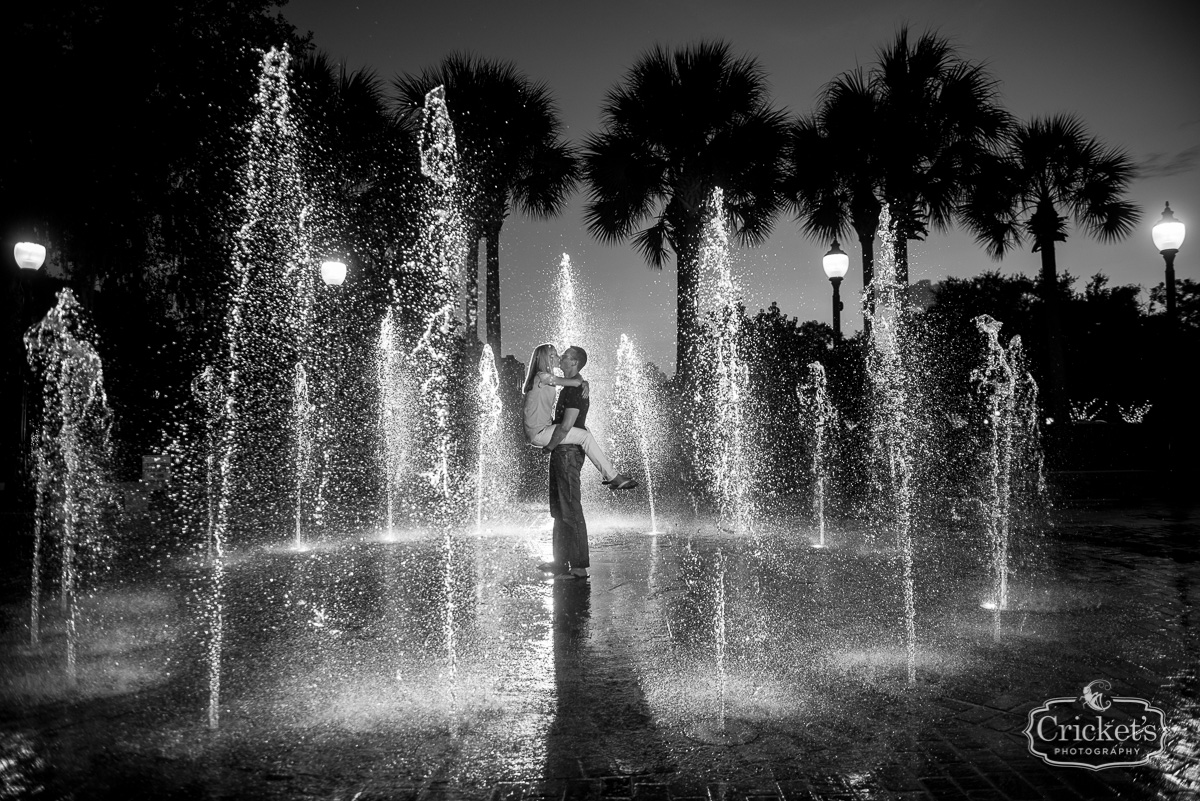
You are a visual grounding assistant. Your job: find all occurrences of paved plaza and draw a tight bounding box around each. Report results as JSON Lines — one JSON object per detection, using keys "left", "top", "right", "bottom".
{"left": 1, "top": 500, "right": 1197, "bottom": 800}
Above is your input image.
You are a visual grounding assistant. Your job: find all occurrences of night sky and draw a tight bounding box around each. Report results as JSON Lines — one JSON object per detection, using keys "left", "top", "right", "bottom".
{"left": 281, "top": 0, "right": 1199, "bottom": 373}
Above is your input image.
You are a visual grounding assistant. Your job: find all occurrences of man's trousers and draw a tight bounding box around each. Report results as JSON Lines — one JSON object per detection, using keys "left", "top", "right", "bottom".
{"left": 549, "top": 444, "right": 589, "bottom": 570}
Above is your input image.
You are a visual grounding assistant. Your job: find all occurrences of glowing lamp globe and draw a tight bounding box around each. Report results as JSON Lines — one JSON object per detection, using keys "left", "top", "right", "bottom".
{"left": 320, "top": 260, "right": 347, "bottom": 286}
{"left": 822, "top": 240, "right": 849, "bottom": 279}
{"left": 1152, "top": 203, "right": 1185, "bottom": 253}
{"left": 14, "top": 242, "right": 46, "bottom": 271}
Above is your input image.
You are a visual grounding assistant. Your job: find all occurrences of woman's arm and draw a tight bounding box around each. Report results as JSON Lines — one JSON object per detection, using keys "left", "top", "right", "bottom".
{"left": 539, "top": 372, "right": 583, "bottom": 388}
{"left": 537, "top": 372, "right": 590, "bottom": 398}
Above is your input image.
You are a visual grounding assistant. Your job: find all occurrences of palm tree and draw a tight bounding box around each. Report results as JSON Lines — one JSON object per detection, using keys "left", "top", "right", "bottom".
{"left": 871, "top": 27, "right": 1011, "bottom": 283}
{"left": 786, "top": 28, "right": 1009, "bottom": 312}
{"left": 785, "top": 69, "right": 882, "bottom": 329}
{"left": 961, "top": 113, "right": 1140, "bottom": 420}
{"left": 582, "top": 41, "right": 789, "bottom": 380}
{"left": 394, "top": 55, "right": 579, "bottom": 355}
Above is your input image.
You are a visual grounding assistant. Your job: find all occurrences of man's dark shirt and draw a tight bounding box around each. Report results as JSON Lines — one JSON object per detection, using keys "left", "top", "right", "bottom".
{"left": 554, "top": 383, "right": 589, "bottom": 429}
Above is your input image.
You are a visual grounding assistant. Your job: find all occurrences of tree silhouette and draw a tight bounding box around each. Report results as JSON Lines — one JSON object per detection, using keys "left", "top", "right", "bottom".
{"left": 394, "top": 55, "right": 578, "bottom": 356}
{"left": 785, "top": 70, "right": 882, "bottom": 329}
{"left": 961, "top": 113, "right": 1140, "bottom": 420}
{"left": 787, "top": 25, "right": 1009, "bottom": 334}
{"left": 582, "top": 41, "right": 789, "bottom": 379}
{"left": 871, "top": 27, "right": 1011, "bottom": 284}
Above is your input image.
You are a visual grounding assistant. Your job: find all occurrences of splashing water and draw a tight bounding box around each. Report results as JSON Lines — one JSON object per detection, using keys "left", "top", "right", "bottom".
{"left": 376, "top": 309, "right": 410, "bottom": 534}
{"left": 714, "top": 548, "right": 728, "bottom": 732}
{"left": 209, "top": 45, "right": 317, "bottom": 727}
{"left": 412, "top": 84, "right": 469, "bottom": 716}
{"left": 419, "top": 86, "right": 457, "bottom": 188}
{"left": 24, "top": 290, "right": 113, "bottom": 682}
{"left": 554, "top": 253, "right": 585, "bottom": 353}
{"left": 476, "top": 345, "right": 503, "bottom": 536}
{"left": 972, "top": 315, "right": 1044, "bottom": 640}
{"left": 206, "top": 540, "right": 226, "bottom": 730}
{"left": 614, "top": 335, "right": 660, "bottom": 532}
{"left": 293, "top": 363, "right": 315, "bottom": 548}
{"left": 217, "top": 45, "right": 316, "bottom": 546}
{"left": 190, "top": 365, "right": 227, "bottom": 729}
{"left": 800, "top": 362, "right": 838, "bottom": 548}
{"left": 553, "top": 253, "right": 611, "bottom": 488}
{"left": 866, "top": 205, "right": 917, "bottom": 684}
{"left": 28, "top": 434, "right": 50, "bottom": 646}
{"left": 312, "top": 433, "right": 333, "bottom": 534}
{"left": 191, "top": 368, "right": 225, "bottom": 561}
{"left": 695, "top": 189, "right": 751, "bottom": 535}
{"left": 410, "top": 84, "right": 467, "bottom": 510}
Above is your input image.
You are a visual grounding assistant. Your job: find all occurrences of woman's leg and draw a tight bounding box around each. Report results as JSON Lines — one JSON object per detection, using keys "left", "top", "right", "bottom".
{"left": 529, "top": 425, "right": 554, "bottom": 448}
{"left": 561, "top": 427, "right": 617, "bottom": 482}
{"left": 530, "top": 424, "right": 618, "bottom": 482}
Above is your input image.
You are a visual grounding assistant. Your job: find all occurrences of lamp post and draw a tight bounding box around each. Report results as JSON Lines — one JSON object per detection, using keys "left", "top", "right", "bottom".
{"left": 823, "top": 240, "right": 849, "bottom": 338}
{"left": 1151, "top": 204, "right": 1186, "bottom": 480}
{"left": 1152, "top": 203, "right": 1185, "bottom": 332}
{"left": 316, "top": 259, "right": 347, "bottom": 502}
{"left": 14, "top": 242, "right": 46, "bottom": 483}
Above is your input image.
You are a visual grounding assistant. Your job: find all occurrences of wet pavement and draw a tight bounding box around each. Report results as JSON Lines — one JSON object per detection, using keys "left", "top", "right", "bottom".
{"left": 1, "top": 501, "right": 1197, "bottom": 800}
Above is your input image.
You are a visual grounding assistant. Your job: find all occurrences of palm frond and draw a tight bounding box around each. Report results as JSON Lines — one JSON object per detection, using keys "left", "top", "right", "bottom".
{"left": 997, "top": 113, "right": 1139, "bottom": 249}
{"left": 630, "top": 218, "right": 673, "bottom": 269}
{"left": 392, "top": 52, "right": 577, "bottom": 225}
{"left": 583, "top": 39, "right": 783, "bottom": 269}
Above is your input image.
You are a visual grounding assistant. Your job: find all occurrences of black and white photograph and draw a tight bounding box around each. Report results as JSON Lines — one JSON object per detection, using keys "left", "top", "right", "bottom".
{"left": 2, "top": 1, "right": 1197, "bottom": 798}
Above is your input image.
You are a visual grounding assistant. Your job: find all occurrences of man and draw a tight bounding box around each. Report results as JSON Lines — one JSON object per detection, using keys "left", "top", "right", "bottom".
{"left": 541, "top": 346, "right": 636, "bottom": 580}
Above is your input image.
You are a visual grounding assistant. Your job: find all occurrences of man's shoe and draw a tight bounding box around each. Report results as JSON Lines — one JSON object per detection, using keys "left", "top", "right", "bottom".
{"left": 553, "top": 572, "right": 583, "bottom": 581}
{"left": 607, "top": 473, "right": 638, "bottom": 491}
{"left": 537, "top": 561, "right": 564, "bottom": 574}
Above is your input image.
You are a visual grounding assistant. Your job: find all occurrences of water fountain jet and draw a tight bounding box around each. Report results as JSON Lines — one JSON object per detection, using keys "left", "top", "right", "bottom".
{"left": 476, "top": 344, "right": 503, "bottom": 536}
{"left": 24, "top": 289, "right": 113, "bottom": 682}
{"left": 800, "top": 362, "right": 838, "bottom": 549}
{"left": 971, "top": 314, "right": 1044, "bottom": 641}
{"left": 694, "top": 189, "right": 751, "bottom": 536}
{"left": 865, "top": 205, "right": 917, "bottom": 685}
{"left": 614, "top": 334, "right": 660, "bottom": 533}
{"left": 410, "top": 84, "right": 470, "bottom": 729}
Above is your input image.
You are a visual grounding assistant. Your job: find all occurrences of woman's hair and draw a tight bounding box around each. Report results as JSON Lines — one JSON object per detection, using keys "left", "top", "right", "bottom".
{"left": 522, "top": 343, "right": 555, "bottom": 393}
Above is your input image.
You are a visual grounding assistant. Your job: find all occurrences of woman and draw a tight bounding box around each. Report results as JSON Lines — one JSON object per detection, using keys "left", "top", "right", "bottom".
{"left": 522, "top": 343, "right": 636, "bottom": 490}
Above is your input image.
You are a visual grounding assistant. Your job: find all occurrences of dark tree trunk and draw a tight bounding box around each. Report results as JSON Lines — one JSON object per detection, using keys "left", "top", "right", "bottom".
{"left": 1029, "top": 200, "right": 1070, "bottom": 424}
{"left": 1038, "top": 241, "right": 1070, "bottom": 424}
{"left": 485, "top": 220, "right": 503, "bottom": 357}
{"left": 857, "top": 230, "right": 875, "bottom": 337}
{"left": 895, "top": 236, "right": 909, "bottom": 285}
{"left": 466, "top": 235, "right": 480, "bottom": 342}
{"left": 852, "top": 202, "right": 880, "bottom": 338}
{"left": 673, "top": 225, "right": 702, "bottom": 383}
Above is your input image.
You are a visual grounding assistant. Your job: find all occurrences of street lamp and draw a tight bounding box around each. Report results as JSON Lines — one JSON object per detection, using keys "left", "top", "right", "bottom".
{"left": 15, "top": 242, "right": 46, "bottom": 271}
{"left": 823, "top": 240, "right": 849, "bottom": 338}
{"left": 1152, "top": 202, "right": 1185, "bottom": 330}
{"left": 320, "top": 260, "right": 346, "bottom": 286}
{"left": 13, "top": 241, "right": 46, "bottom": 502}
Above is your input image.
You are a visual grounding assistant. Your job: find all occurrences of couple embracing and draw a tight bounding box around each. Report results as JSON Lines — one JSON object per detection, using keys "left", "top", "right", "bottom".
{"left": 522, "top": 343, "right": 637, "bottom": 580}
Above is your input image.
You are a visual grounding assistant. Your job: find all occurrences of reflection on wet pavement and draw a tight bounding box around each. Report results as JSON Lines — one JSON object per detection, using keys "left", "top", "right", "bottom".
{"left": 1, "top": 505, "right": 1197, "bottom": 799}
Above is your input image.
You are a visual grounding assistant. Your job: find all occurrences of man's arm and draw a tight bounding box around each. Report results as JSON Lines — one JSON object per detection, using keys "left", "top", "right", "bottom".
{"left": 542, "top": 373, "right": 590, "bottom": 398}
{"left": 542, "top": 407, "right": 579, "bottom": 451}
